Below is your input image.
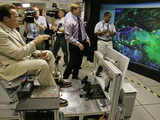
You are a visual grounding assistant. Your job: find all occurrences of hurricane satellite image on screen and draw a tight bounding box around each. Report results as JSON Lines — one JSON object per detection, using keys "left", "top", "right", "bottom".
{"left": 112, "top": 8, "right": 160, "bottom": 71}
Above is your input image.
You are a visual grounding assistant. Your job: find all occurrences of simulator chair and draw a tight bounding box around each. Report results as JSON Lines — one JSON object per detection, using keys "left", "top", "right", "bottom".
{"left": 0, "top": 73, "right": 60, "bottom": 120}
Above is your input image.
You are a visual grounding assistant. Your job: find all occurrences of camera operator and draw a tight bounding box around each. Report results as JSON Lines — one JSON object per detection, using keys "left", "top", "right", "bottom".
{"left": 24, "top": 7, "right": 47, "bottom": 50}
{"left": 0, "top": 4, "right": 69, "bottom": 107}
{"left": 52, "top": 9, "right": 68, "bottom": 66}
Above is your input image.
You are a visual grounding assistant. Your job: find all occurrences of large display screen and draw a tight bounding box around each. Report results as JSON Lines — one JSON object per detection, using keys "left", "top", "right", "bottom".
{"left": 100, "top": 3, "right": 160, "bottom": 71}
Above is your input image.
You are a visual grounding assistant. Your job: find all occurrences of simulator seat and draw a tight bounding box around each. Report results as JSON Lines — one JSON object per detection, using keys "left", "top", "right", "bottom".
{"left": 0, "top": 75, "right": 29, "bottom": 104}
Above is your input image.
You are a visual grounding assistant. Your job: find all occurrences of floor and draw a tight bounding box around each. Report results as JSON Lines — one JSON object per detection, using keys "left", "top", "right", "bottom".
{"left": 125, "top": 70, "right": 160, "bottom": 120}
{"left": 56, "top": 47, "right": 160, "bottom": 120}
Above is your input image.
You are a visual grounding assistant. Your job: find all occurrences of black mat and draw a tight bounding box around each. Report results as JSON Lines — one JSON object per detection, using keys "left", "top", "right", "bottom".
{"left": 16, "top": 98, "right": 59, "bottom": 111}
{"left": 81, "top": 84, "right": 106, "bottom": 99}
{"left": 24, "top": 111, "right": 54, "bottom": 120}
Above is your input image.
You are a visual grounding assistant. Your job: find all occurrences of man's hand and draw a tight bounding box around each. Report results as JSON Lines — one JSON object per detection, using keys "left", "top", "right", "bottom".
{"left": 101, "top": 29, "right": 113, "bottom": 36}
{"left": 77, "top": 43, "right": 84, "bottom": 51}
{"left": 38, "top": 51, "right": 49, "bottom": 59}
{"left": 87, "top": 39, "right": 91, "bottom": 47}
{"left": 102, "top": 29, "right": 109, "bottom": 34}
{"left": 34, "top": 35, "right": 50, "bottom": 44}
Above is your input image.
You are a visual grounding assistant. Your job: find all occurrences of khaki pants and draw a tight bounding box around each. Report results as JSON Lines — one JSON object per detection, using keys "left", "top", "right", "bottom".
{"left": 30, "top": 50, "right": 56, "bottom": 87}
{"left": 98, "top": 40, "right": 113, "bottom": 56}
{"left": 29, "top": 50, "right": 56, "bottom": 87}
{"left": 8, "top": 51, "right": 56, "bottom": 87}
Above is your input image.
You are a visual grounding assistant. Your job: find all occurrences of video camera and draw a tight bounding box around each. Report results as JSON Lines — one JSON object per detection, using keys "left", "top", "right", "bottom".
{"left": 46, "top": 3, "right": 59, "bottom": 19}
{"left": 24, "top": 9, "right": 36, "bottom": 23}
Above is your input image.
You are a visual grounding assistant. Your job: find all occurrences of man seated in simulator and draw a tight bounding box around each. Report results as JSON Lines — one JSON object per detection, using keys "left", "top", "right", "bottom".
{"left": 94, "top": 12, "right": 116, "bottom": 48}
{"left": 0, "top": 4, "right": 69, "bottom": 107}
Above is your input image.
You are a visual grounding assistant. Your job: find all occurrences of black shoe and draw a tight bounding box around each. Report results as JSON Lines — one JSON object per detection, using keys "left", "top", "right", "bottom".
{"left": 72, "top": 76, "right": 78, "bottom": 79}
{"left": 59, "top": 79, "right": 72, "bottom": 88}
{"left": 60, "top": 98, "right": 68, "bottom": 107}
{"left": 55, "top": 78, "right": 72, "bottom": 85}
{"left": 59, "top": 83, "right": 72, "bottom": 88}
{"left": 60, "top": 79, "right": 72, "bottom": 85}
{"left": 72, "top": 76, "right": 81, "bottom": 80}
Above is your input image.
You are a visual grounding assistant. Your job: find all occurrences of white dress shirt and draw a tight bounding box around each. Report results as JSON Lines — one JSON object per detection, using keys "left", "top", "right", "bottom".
{"left": 94, "top": 20, "right": 116, "bottom": 41}
{"left": 55, "top": 17, "right": 64, "bottom": 34}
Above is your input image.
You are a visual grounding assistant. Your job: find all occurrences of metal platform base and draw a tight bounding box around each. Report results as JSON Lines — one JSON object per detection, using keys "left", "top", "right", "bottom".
{"left": 0, "top": 104, "right": 19, "bottom": 120}
{"left": 60, "top": 79, "right": 110, "bottom": 119}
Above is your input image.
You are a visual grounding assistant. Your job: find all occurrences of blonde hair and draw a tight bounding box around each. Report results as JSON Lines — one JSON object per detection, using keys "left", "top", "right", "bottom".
{"left": 70, "top": 3, "right": 80, "bottom": 12}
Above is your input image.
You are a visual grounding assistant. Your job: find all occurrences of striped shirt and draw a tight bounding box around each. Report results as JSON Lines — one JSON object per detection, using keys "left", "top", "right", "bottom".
{"left": 64, "top": 12, "right": 89, "bottom": 45}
